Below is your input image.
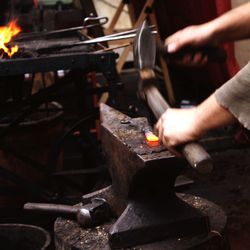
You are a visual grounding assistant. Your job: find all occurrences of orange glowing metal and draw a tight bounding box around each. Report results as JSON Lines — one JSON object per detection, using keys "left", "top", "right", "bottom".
{"left": 145, "top": 131, "right": 160, "bottom": 147}
{"left": 0, "top": 20, "right": 21, "bottom": 58}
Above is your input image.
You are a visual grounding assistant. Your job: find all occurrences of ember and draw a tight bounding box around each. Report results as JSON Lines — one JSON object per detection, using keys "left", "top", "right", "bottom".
{"left": 0, "top": 20, "right": 21, "bottom": 58}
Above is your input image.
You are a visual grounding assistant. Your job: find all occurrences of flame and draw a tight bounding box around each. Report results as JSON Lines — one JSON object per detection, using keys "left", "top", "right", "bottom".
{"left": 0, "top": 20, "right": 21, "bottom": 58}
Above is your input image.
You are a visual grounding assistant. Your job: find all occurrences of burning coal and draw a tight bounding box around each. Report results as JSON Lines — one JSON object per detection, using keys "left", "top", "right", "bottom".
{"left": 0, "top": 20, "right": 21, "bottom": 58}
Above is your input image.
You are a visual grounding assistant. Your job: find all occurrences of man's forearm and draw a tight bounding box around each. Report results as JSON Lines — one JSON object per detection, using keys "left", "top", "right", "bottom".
{"left": 214, "top": 62, "right": 250, "bottom": 130}
{"left": 206, "top": 2, "right": 250, "bottom": 43}
{"left": 195, "top": 95, "right": 236, "bottom": 135}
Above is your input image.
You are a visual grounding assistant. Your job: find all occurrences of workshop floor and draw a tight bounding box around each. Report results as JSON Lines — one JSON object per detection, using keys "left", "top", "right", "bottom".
{"left": 185, "top": 147, "right": 250, "bottom": 250}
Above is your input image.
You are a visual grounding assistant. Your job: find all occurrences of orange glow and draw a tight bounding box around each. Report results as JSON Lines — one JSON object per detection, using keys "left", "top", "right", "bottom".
{"left": 0, "top": 20, "right": 21, "bottom": 58}
{"left": 145, "top": 131, "right": 160, "bottom": 147}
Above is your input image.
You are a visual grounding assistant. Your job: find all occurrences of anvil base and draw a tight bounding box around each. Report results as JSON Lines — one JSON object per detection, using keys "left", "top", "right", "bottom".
{"left": 54, "top": 193, "right": 230, "bottom": 250}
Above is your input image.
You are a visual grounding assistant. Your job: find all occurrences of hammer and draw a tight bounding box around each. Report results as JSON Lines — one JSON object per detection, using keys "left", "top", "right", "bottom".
{"left": 134, "top": 21, "right": 213, "bottom": 174}
{"left": 24, "top": 198, "right": 110, "bottom": 228}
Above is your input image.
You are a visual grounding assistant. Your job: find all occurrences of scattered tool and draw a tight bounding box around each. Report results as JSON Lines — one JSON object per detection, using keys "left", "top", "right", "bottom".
{"left": 24, "top": 198, "right": 110, "bottom": 228}
{"left": 134, "top": 20, "right": 213, "bottom": 174}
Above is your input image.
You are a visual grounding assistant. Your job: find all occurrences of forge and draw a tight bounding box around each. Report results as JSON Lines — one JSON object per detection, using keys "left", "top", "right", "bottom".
{"left": 0, "top": 23, "right": 122, "bottom": 208}
{"left": 54, "top": 104, "right": 230, "bottom": 250}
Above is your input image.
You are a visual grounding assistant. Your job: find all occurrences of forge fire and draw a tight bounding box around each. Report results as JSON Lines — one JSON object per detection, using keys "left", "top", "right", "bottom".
{"left": 0, "top": 20, "right": 21, "bottom": 58}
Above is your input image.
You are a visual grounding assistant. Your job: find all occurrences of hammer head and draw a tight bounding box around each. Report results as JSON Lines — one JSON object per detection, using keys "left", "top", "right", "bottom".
{"left": 134, "top": 20, "right": 156, "bottom": 70}
{"left": 134, "top": 20, "right": 157, "bottom": 100}
{"left": 77, "top": 198, "right": 110, "bottom": 228}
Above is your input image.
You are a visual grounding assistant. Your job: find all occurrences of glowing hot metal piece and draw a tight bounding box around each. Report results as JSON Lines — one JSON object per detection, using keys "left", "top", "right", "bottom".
{"left": 145, "top": 131, "right": 160, "bottom": 147}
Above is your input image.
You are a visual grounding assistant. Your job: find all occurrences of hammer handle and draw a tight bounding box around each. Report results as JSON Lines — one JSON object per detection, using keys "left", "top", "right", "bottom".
{"left": 24, "top": 202, "right": 78, "bottom": 215}
{"left": 144, "top": 85, "right": 213, "bottom": 174}
{"left": 157, "top": 43, "right": 227, "bottom": 63}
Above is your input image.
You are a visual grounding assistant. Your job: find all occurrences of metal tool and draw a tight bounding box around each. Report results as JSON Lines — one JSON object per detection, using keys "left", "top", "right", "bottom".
{"left": 83, "top": 26, "right": 156, "bottom": 44}
{"left": 24, "top": 198, "right": 110, "bottom": 228}
{"left": 14, "top": 16, "right": 109, "bottom": 41}
{"left": 34, "top": 26, "right": 156, "bottom": 53}
{"left": 134, "top": 20, "right": 213, "bottom": 174}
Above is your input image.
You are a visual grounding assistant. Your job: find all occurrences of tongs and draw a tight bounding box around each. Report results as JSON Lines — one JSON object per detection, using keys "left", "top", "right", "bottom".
{"left": 74, "top": 25, "right": 156, "bottom": 44}
{"left": 36, "top": 25, "right": 156, "bottom": 53}
{"left": 14, "top": 16, "right": 109, "bottom": 42}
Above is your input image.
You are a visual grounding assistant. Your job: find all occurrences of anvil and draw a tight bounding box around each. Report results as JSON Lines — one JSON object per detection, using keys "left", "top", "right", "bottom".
{"left": 82, "top": 104, "right": 210, "bottom": 249}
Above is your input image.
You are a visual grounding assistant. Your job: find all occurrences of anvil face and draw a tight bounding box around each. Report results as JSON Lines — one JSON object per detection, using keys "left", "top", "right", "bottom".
{"left": 100, "top": 103, "right": 185, "bottom": 201}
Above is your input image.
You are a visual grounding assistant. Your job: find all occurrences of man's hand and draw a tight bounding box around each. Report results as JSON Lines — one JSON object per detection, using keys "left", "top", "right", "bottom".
{"left": 164, "top": 1, "right": 250, "bottom": 66}
{"left": 165, "top": 24, "right": 215, "bottom": 66}
{"left": 155, "top": 108, "right": 204, "bottom": 156}
{"left": 155, "top": 95, "right": 236, "bottom": 156}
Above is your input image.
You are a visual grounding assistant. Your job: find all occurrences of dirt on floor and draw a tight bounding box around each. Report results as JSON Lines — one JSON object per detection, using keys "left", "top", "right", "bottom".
{"left": 185, "top": 147, "right": 250, "bottom": 250}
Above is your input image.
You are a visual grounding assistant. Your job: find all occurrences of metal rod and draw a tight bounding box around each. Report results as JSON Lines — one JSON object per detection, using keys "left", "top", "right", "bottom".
{"left": 36, "top": 30, "right": 157, "bottom": 54}
{"left": 98, "top": 25, "right": 155, "bottom": 40}
{"left": 14, "top": 16, "right": 109, "bottom": 41}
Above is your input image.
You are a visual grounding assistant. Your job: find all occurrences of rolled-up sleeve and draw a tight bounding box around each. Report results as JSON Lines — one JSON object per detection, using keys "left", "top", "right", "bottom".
{"left": 214, "top": 61, "right": 250, "bottom": 130}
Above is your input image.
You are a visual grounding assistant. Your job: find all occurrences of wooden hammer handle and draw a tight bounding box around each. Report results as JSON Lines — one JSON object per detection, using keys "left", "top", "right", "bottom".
{"left": 145, "top": 85, "right": 213, "bottom": 174}
{"left": 24, "top": 202, "right": 78, "bottom": 214}
{"left": 157, "top": 43, "right": 227, "bottom": 63}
